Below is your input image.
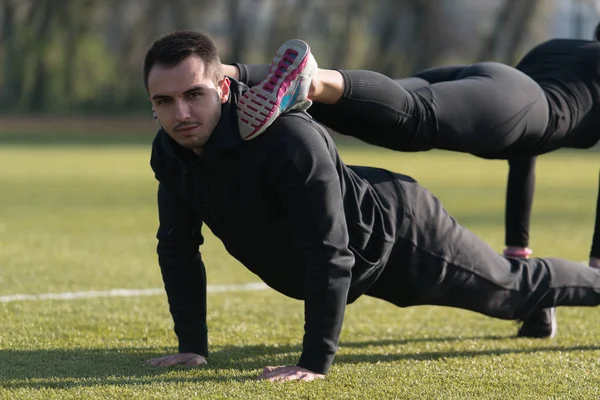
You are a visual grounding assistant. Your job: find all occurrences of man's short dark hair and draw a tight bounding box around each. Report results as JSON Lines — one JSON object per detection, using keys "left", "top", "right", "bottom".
{"left": 595, "top": 21, "right": 600, "bottom": 41}
{"left": 143, "top": 30, "right": 224, "bottom": 91}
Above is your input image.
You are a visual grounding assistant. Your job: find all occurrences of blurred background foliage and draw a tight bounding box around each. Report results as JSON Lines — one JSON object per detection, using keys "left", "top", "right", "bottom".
{"left": 0, "top": 0, "right": 599, "bottom": 116}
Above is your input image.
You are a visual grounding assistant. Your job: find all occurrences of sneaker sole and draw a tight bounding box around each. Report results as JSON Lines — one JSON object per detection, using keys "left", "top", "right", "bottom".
{"left": 238, "top": 40, "right": 312, "bottom": 140}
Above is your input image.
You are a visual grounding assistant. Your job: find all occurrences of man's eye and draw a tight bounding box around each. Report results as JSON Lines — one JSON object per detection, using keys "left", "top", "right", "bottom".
{"left": 156, "top": 99, "right": 170, "bottom": 105}
{"left": 188, "top": 92, "right": 202, "bottom": 98}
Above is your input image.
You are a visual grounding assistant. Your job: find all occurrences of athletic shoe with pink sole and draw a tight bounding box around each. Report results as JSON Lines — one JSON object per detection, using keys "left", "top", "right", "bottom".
{"left": 237, "top": 39, "right": 318, "bottom": 140}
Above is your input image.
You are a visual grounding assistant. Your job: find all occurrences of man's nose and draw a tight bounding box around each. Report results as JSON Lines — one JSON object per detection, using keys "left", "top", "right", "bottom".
{"left": 174, "top": 99, "right": 191, "bottom": 121}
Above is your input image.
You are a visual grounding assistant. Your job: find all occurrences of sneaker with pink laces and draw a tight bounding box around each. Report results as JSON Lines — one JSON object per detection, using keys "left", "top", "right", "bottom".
{"left": 237, "top": 39, "right": 318, "bottom": 140}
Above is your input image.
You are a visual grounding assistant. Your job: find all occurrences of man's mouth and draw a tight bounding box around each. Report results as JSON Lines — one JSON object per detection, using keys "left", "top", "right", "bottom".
{"left": 175, "top": 124, "right": 200, "bottom": 133}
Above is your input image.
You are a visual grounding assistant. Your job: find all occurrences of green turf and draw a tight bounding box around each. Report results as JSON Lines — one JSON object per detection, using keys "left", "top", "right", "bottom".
{"left": 0, "top": 143, "right": 598, "bottom": 399}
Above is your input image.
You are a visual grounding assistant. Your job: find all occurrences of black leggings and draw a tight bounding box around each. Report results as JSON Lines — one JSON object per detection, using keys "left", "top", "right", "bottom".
{"left": 372, "top": 71, "right": 536, "bottom": 248}
{"left": 307, "top": 62, "right": 550, "bottom": 159}
{"left": 593, "top": 170, "right": 600, "bottom": 258}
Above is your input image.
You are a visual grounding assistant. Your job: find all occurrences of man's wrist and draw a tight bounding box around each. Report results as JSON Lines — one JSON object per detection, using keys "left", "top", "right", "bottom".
{"left": 223, "top": 64, "right": 240, "bottom": 80}
{"left": 297, "top": 351, "right": 334, "bottom": 375}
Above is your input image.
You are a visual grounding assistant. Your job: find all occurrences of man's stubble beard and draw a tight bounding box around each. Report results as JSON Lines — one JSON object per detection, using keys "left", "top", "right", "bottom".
{"left": 179, "top": 109, "right": 222, "bottom": 150}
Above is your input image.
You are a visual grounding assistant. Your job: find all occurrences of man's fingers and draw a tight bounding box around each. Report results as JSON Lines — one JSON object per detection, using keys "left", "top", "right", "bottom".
{"left": 267, "top": 372, "right": 311, "bottom": 382}
{"left": 258, "top": 369, "right": 280, "bottom": 380}
{"left": 156, "top": 357, "right": 176, "bottom": 367}
{"left": 258, "top": 366, "right": 280, "bottom": 378}
{"left": 266, "top": 371, "right": 295, "bottom": 382}
{"left": 302, "top": 373, "right": 324, "bottom": 382}
{"left": 263, "top": 368, "right": 290, "bottom": 379}
{"left": 282, "top": 373, "right": 302, "bottom": 382}
{"left": 262, "top": 366, "right": 279, "bottom": 374}
{"left": 144, "top": 356, "right": 169, "bottom": 366}
{"left": 259, "top": 366, "right": 326, "bottom": 382}
{"left": 184, "top": 355, "right": 207, "bottom": 366}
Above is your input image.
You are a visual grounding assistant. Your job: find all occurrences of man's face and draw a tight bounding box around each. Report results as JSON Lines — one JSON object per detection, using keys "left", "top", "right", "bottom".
{"left": 147, "top": 56, "right": 229, "bottom": 150}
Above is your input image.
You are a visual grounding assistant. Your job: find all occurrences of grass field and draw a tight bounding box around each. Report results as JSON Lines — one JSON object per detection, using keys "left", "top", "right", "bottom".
{"left": 0, "top": 136, "right": 599, "bottom": 399}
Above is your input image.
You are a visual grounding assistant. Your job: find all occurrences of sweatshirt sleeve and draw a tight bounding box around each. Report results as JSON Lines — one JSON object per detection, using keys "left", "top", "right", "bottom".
{"left": 266, "top": 115, "right": 354, "bottom": 375}
{"left": 151, "top": 139, "right": 208, "bottom": 357}
{"left": 504, "top": 157, "right": 537, "bottom": 248}
{"left": 156, "top": 182, "right": 208, "bottom": 356}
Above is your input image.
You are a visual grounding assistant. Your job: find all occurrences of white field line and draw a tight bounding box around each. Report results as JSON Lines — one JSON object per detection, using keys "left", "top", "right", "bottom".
{"left": 0, "top": 282, "right": 268, "bottom": 303}
{"left": 0, "top": 261, "right": 591, "bottom": 304}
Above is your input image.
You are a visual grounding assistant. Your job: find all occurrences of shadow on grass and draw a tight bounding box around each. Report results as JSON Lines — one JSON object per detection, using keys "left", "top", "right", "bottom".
{"left": 2, "top": 336, "right": 599, "bottom": 389}
{"left": 0, "top": 347, "right": 256, "bottom": 389}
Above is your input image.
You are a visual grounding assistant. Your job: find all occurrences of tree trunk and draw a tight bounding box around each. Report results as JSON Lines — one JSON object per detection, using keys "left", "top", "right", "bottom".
{"left": 478, "top": 0, "right": 520, "bottom": 61}
{"left": 59, "top": 0, "right": 75, "bottom": 98}
{"left": 504, "top": 0, "right": 540, "bottom": 65}
{"left": 1, "top": 0, "right": 16, "bottom": 109}
{"left": 331, "top": 0, "right": 362, "bottom": 68}
{"left": 229, "top": 0, "right": 246, "bottom": 61}
{"left": 171, "top": 0, "right": 189, "bottom": 29}
{"left": 369, "top": 0, "right": 405, "bottom": 75}
{"left": 267, "top": 0, "right": 310, "bottom": 53}
{"left": 29, "top": 0, "right": 54, "bottom": 111}
{"left": 410, "top": 0, "right": 442, "bottom": 72}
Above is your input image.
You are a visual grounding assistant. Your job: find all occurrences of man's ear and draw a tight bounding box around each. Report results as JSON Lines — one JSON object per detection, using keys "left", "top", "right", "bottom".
{"left": 218, "top": 77, "right": 231, "bottom": 104}
{"left": 148, "top": 96, "right": 161, "bottom": 127}
{"left": 152, "top": 107, "right": 160, "bottom": 125}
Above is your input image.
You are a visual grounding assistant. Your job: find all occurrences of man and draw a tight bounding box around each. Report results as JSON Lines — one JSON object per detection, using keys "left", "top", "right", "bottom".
{"left": 144, "top": 30, "right": 600, "bottom": 382}
{"left": 230, "top": 37, "right": 600, "bottom": 339}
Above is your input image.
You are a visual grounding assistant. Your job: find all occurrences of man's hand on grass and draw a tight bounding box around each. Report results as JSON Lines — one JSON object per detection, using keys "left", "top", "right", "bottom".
{"left": 257, "top": 365, "right": 325, "bottom": 382}
{"left": 145, "top": 353, "right": 207, "bottom": 367}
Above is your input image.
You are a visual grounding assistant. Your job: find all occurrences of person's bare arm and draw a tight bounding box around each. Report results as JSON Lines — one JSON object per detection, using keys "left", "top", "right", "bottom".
{"left": 503, "top": 157, "right": 536, "bottom": 258}
{"left": 590, "top": 168, "right": 600, "bottom": 268}
{"left": 223, "top": 64, "right": 240, "bottom": 80}
{"left": 257, "top": 366, "right": 324, "bottom": 382}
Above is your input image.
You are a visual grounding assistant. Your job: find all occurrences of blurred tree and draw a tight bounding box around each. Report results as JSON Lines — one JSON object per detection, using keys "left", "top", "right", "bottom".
{"left": 229, "top": 0, "right": 247, "bottom": 61}
{"left": 171, "top": 0, "right": 189, "bottom": 28}
{"left": 0, "top": 0, "right": 578, "bottom": 116}
{"left": 329, "top": 0, "right": 364, "bottom": 68}
{"left": 408, "top": 0, "right": 444, "bottom": 72}
{"left": 478, "top": 0, "right": 541, "bottom": 64}
{"left": 478, "top": 0, "right": 519, "bottom": 61}
{"left": 28, "top": 0, "right": 53, "bottom": 111}
{"left": 267, "top": 0, "right": 312, "bottom": 53}
{"left": 0, "top": 0, "right": 17, "bottom": 110}
{"left": 58, "top": 0, "right": 94, "bottom": 99}
{"left": 368, "top": 0, "right": 405, "bottom": 75}
{"left": 367, "top": 0, "right": 446, "bottom": 76}
{"left": 504, "top": 0, "right": 541, "bottom": 64}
